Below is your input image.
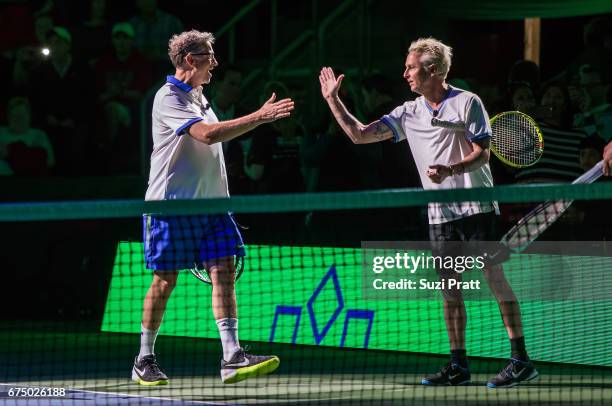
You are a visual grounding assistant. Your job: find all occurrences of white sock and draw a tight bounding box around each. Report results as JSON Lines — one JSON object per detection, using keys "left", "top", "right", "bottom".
{"left": 216, "top": 318, "right": 240, "bottom": 361}
{"left": 138, "top": 324, "right": 159, "bottom": 360}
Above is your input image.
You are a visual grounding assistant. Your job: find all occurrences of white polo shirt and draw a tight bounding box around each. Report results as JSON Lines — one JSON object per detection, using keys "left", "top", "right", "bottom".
{"left": 145, "top": 76, "right": 229, "bottom": 201}
{"left": 380, "top": 86, "right": 499, "bottom": 224}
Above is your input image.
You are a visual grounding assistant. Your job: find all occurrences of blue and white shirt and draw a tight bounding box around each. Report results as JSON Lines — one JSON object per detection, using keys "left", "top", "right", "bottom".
{"left": 145, "top": 76, "right": 229, "bottom": 201}
{"left": 380, "top": 86, "right": 499, "bottom": 224}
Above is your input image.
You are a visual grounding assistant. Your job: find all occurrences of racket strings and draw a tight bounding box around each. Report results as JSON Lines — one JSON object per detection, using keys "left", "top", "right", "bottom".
{"left": 492, "top": 113, "right": 542, "bottom": 167}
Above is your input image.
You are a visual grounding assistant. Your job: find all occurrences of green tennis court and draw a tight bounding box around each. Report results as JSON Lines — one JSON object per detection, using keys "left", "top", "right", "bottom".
{"left": 2, "top": 328, "right": 610, "bottom": 405}
{"left": 1, "top": 186, "right": 611, "bottom": 405}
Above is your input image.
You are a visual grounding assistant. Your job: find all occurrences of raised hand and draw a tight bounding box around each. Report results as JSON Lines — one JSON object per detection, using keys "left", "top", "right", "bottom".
{"left": 257, "top": 93, "right": 295, "bottom": 123}
{"left": 319, "top": 67, "right": 344, "bottom": 100}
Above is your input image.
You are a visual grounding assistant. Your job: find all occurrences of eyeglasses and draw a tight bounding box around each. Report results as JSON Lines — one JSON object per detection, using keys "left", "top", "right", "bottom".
{"left": 188, "top": 52, "right": 216, "bottom": 60}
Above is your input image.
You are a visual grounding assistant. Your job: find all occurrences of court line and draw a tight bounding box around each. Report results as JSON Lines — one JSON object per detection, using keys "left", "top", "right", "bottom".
{"left": 0, "top": 383, "right": 236, "bottom": 406}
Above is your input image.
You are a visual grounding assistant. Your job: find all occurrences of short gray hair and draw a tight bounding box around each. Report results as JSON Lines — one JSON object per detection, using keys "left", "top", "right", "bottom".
{"left": 408, "top": 37, "right": 453, "bottom": 79}
{"left": 168, "top": 30, "right": 215, "bottom": 68}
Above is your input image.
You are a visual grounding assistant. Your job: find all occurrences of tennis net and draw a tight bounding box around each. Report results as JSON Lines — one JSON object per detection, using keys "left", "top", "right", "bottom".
{"left": 1, "top": 182, "right": 611, "bottom": 405}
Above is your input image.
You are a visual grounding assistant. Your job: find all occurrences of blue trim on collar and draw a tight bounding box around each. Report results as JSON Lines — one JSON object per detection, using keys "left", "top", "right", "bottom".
{"left": 423, "top": 85, "right": 454, "bottom": 117}
{"left": 166, "top": 75, "right": 193, "bottom": 93}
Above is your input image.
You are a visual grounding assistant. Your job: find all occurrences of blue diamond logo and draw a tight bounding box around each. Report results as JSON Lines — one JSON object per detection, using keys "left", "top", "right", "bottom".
{"left": 307, "top": 265, "right": 344, "bottom": 345}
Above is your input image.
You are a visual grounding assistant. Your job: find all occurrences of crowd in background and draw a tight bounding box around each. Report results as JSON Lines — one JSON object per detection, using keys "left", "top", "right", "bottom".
{"left": 1, "top": 1, "right": 611, "bottom": 241}
{"left": 1, "top": 2, "right": 610, "bottom": 181}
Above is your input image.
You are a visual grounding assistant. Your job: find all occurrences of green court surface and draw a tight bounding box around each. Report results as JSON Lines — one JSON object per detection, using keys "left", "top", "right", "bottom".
{"left": 1, "top": 327, "right": 610, "bottom": 405}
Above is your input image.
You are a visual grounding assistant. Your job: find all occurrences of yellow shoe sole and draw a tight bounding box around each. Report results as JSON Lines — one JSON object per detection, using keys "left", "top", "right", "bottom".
{"left": 133, "top": 377, "right": 169, "bottom": 386}
{"left": 222, "top": 356, "right": 280, "bottom": 384}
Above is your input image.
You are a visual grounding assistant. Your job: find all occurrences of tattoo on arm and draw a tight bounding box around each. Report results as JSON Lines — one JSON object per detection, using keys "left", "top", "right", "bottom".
{"left": 360, "top": 121, "right": 392, "bottom": 142}
{"left": 341, "top": 113, "right": 353, "bottom": 125}
{"left": 372, "top": 122, "right": 390, "bottom": 139}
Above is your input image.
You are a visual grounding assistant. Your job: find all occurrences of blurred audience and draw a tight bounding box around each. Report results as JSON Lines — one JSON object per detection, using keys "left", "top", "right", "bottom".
{"left": 508, "top": 81, "right": 537, "bottom": 114}
{"left": 27, "top": 26, "right": 94, "bottom": 175}
{"left": 209, "top": 65, "right": 258, "bottom": 194}
{"left": 508, "top": 60, "right": 540, "bottom": 93}
{"left": 244, "top": 81, "right": 306, "bottom": 194}
{"left": 129, "top": 0, "right": 183, "bottom": 76}
{"left": 361, "top": 73, "right": 419, "bottom": 189}
{"left": 515, "top": 81, "right": 586, "bottom": 183}
{"left": 490, "top": 82, "right": 537, "bottom": 184}
{"left": 210, "top": 64, "right": 243, "bottom": 122}
{"left": 7, "top": 14, "right": 55, "bottom": 95}
{"left": 301, "top": 118, "right": 360, "bottom": 193}
{"left": 74, "top": 0, "right": 112, "bottom": 66}
{"left": 579, "top": 134, "right": 606, "bottom": 171}
{"left": 559, "top": 16, "right": 612, "bottom": 86}
{"left": 574, "top": 135, "right": 610, "bottom": 240}
{"left": 0, "top": 97, "right": 54, "bottom": 176}
{"left": 92, "top": 21, "right": 152, "bottom": 174}
{"left": 571, "top": 64, "right": 612, "bottom": 141}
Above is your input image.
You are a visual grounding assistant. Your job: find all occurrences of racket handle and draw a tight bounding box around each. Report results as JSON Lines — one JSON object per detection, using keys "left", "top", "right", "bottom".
{"left": 430, "top": 118, "right": 465, "bottom": 130}
{"left": 572, "top": 160, "right": 603, "bottom": 184}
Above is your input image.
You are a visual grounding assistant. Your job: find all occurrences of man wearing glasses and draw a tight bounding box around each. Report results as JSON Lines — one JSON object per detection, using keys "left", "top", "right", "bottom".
{"left": 133, "top": 30, "right": 294, "bottom": 385}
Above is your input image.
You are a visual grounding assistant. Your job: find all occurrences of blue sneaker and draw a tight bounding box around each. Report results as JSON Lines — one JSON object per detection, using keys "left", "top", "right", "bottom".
{"left": 487, "top": 358, "right": 538, "bottom": 388}
{"left": 422, "top": 362, "right": 471, "bottom": 386}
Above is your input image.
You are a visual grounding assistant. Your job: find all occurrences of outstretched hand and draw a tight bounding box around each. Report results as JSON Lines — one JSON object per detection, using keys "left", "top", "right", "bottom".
{"left": 319, "top": 67, "right": 344, "bottom": 100}
{"left": 258, "top": 93, "right": 295, "bottom": 123}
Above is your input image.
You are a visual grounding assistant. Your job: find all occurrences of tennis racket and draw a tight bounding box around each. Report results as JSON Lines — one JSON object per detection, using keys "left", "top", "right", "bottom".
{"left": 500, "top": 160, "right": 604, "bottom": 253}
{"left": 431, "top": 111, "right": 543, "bottom": 168}
{"left": 190, "top": 254, "right": 245, "bottom": 285}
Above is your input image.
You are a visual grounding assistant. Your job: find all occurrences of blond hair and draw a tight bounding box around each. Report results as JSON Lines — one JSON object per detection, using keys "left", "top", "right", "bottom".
{"left": 408, "top": 37, "right": 453, "bottom": 79}
{"left": 168, "top": 30, "right": 215, "bottom": 68}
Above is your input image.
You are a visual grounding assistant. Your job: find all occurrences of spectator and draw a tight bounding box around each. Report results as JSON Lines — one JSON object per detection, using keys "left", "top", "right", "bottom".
{"left": 361, "top": 73, "right": 419, "bottom": 189}
{"left": 575, "top": 135, "right": 609, "bottom": 240}
{"left": 490, "top": 82, "right": 536, "bottom": 184}
{"left": 244, "top": 81, "right": 306, "bottom": 194}
{"left": 579, "top": 134, "right": 606, "bottom": 172}
{"left": 301, "top": 118, "right": 367, "bottom": 245}
{"left": 508, "top": 60, "right": 540, "bottom": 93}
{"left": 245, "top": 81, "right": 307, "bottom": 242}
{"left": 301, "top": 118, "right": 360, "bottom": 193}
{"left": 210, "top": 64, "right": 243, "bottom": 121}
{"left": 508, "top": 82, "right": 536, "bottom": 114}
{"left": 560, "top": 16, "right": 612, "bottom": 85}
{"left": 209, "top": 64, "right": 248, "bottom": 183}
{"left": 0, "top": 97, "right": 54, "bottom": 176}
{"left": 301, "top": 74, "right": 360, "bottom": 194}
{"left": 28, "top": 26, "right": 94, "bottom": 175}
{"left": 572, "top": 64, "right": 612, "bottom": 141}
{"left": 74, "top": 0, "right": 112, "bottom": 66}
{"left": 515, "top": 81, "right": 586, "bottom": 183}
{"left": 93, "top": 21, "right": 152, "bottom": 174}
{"left": 8, "top": 14, "right": 55, "bottom": 93}
{"left": 129, "top": 0, "right": 183, "bottom": 74}
{"left": 248, "top": 115, "right": 306, "bottom": 194}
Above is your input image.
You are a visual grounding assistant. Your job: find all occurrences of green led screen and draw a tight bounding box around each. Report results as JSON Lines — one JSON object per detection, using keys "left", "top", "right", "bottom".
{"left": 102, "top": 242, "right": 611, "bottom": 366}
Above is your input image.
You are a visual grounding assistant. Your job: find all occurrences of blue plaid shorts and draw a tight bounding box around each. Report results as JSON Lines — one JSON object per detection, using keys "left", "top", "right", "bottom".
{"left": 143, "top": 213, "right": 245, "bottom": 271}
